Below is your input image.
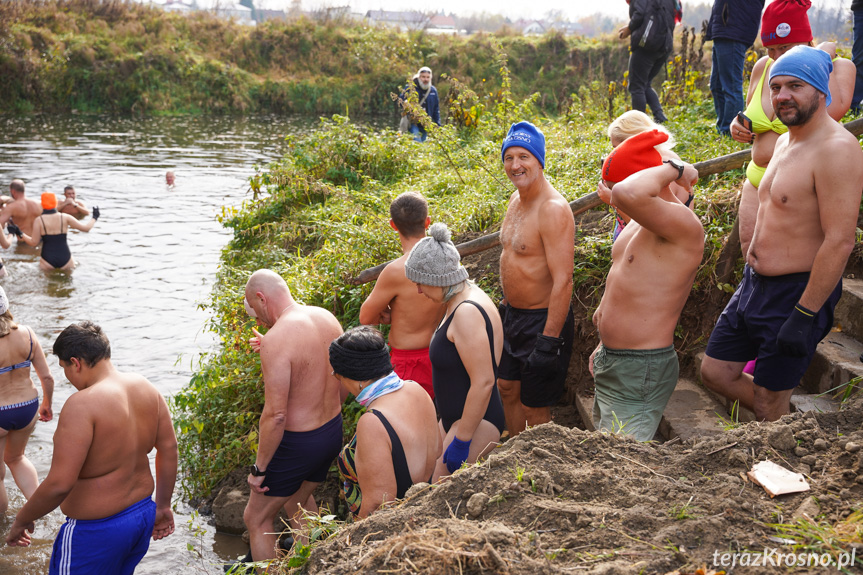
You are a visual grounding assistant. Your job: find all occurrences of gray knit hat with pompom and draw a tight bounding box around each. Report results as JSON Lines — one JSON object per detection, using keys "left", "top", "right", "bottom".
{"left": 404, "top": 223, "right": 469, "bottom": 287}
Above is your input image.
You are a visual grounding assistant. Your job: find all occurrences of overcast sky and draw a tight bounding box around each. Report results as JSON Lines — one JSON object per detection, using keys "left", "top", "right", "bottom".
{"left": 275, "top": 0, "right": 850, "bottom": 21}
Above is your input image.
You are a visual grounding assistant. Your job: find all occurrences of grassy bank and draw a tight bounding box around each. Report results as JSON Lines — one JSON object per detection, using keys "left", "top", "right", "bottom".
{"left": 0, "top": 0, "right": 635, "bottom": 115}
{"left": 169, "top": 45, "right": 758, "bottom": 502}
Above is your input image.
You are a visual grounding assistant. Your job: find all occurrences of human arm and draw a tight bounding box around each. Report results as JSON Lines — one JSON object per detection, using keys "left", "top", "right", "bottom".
{"left": 825, "top": 58, "right": 856, "bottom": 120}
{"left": 65, "top": 212, "right": 97, "bottom": 233}
{"left": 7, "top": 397, "right": 94, "bottom": 546}
{"left": 445, "top": 303, "right": 496, "bottom": 464}
{"left": 611, "top": 163, "right": 702, "bottom": 243}
{"left": 429, "top": 91, "right": 441, "bottom": 126}
{"left": 248, "top": 327, "right": 263, "bottom": 353}
{"left": 17, "top": 220, "right": 42, "bottom": 248}
{"left": 354, "top": 414, "right": 399, "bottom": 518}
{"left": 538, "top": 199, "right": 574, "bottom": 337}
{"left": 152, "top": 392, "right": 177, "bottom": 540}
{"left": 0, "top": 227, "right": 10, "bottom": 249}
{"left": 359, "top": 266, "right": 399, "bottom": 325}
{"left": 29, "top": 330, "right": 54, "bottom": 422}
{"left": 247, "top": 331, "right": 293, "bottom": 493}
{"left": 624, "top": 0, "right": 646, "bottom": 37}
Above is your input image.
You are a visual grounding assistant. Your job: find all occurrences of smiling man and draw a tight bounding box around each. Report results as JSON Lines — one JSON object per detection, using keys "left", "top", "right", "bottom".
{"left": 497, "top": 121, "right": 575, "bottom": 437}
{"left": 701, "top": 46, "right": 863, "bottom": 421}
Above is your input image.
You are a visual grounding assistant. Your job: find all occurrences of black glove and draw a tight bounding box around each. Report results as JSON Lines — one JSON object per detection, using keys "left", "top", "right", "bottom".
{"left": 6, "top": 222, "right": 22, "bottom": 238}
{"left": 92, "top": 206, "right": 100, "bottom": 220}
{"left": 526, "top": 334, "right": 566, "bottom": 375}
{"left": 777, "top": 304, "right": 816, "bottom": 358}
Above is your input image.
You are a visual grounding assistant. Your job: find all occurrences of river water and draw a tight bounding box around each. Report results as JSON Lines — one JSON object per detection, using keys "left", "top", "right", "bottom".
{"left": 0, "top": 114, "right": 316, "bottom": 574}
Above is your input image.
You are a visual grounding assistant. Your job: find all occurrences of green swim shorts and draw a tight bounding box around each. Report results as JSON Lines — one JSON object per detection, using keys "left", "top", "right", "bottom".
{"left": 592, "top": 344, "right": 678, "bottom": 442}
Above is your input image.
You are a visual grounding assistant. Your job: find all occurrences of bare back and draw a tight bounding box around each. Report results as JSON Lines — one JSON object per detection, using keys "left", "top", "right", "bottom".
{"left": 499, "top": 188, "right": 571, "bottom": 308}
{"left": 0, "top": 325, "right": 39, "bottom": 406}
{"left": 749, "top": 121, "right": 862, "bottom": 276}
{"left": 58, "top": 373, "right": 167, "bottom": 519}
{"left": 596, "top": 207, "right": 703, "bottom": 349}
{"left": 2, "top": 197, "right": 41, "bottom": 235}
{"left": 363, "top": 255, "right": 444, "bottom": 350}
{"left": 264, "top": 305, "right": 343, "bottom": 431}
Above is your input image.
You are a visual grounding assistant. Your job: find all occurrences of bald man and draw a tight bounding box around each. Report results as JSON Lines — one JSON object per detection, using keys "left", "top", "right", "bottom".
{"left": 0, "top": 180, "right": 41, "bottom": 237}
{"left": 241, "top": 270, "right": 344, "bottom": 565}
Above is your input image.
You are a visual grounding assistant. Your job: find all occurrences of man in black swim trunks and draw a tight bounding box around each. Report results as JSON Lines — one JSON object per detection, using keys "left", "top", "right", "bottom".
{"left": 497, "top": 122, "right": 575, "bottom": 437}
{"left": 241, "top": 270, "right": 344, "bottom": 565}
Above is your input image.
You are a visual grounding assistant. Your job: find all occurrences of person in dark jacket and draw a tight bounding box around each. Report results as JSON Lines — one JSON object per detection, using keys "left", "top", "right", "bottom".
{"left": 707, "top": 0, "right": 766, "bottom": 135}
{"left": 852, "top": 0, "right": 863, "bottom": 112}
{"left": 402, "top": 66, "right": 441, "bottom": 143}
{"left": 619, "top": 0, "right": 677, "bottom": 123}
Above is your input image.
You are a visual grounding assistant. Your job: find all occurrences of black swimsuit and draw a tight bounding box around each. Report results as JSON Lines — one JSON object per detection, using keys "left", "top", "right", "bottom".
{"left": 39, "top": 215, "right": 71, "bottom": 269}
{"left": 430, "top": 300, "right": 506, "bottom": 434}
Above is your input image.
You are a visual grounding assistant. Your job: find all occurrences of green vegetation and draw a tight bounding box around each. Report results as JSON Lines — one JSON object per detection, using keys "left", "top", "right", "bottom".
{"left": 0, "top": 0, "right": 631, "bottom": 115}
{"left": 171, "top": 40, "right": 760, "bottom": 501}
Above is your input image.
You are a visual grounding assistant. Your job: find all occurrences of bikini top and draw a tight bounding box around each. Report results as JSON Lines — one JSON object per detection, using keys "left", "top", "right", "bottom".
{"left": 337, "top": 409, "right": 413, "bottom": 517}
{"left": 0, "top": 328, "right": 34, "bottom": 374}
{"left": 743, "top": 59, "right": 788, "bottom": 136}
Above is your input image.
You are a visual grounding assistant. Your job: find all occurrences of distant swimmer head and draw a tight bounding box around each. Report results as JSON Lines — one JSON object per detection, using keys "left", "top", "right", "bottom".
{"left": 41, "top": 192, "right": 58, "bottom": 210}
{"left": 601, "top": 129, "right": 668, "bottom": 185}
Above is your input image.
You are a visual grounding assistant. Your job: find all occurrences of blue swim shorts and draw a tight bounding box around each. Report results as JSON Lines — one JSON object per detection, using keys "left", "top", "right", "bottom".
{"left": 50, "top": 496, "right": 156, "bottom": 575}
{"left": 261, "top": 413, "right": 343, "bottom": 497}
{"left": 705, "top": 265, "right": 842, "bottom": 391}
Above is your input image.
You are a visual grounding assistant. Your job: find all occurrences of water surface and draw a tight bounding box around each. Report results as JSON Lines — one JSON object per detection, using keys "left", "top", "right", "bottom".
{"left": 0, "top": 114, "right": 315, "bottom": 574}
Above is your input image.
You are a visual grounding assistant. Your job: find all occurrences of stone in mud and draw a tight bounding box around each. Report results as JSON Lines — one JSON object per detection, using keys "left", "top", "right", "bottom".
{"left": 213, "top": 488, "right": 248, "bottom": 535}
{"left": 768, "top": 425, "right": 797, "bottom": 451}
{"left": 466, "top": 492, "right": 489, "bottom": 518}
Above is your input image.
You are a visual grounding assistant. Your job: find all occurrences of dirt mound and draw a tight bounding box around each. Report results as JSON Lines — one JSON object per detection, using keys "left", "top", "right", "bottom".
{"left": 305, "top": 399, "right": 863, "bottom": 574}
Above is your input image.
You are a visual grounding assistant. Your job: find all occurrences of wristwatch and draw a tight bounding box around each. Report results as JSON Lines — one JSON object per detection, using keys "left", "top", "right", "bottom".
{"left": 664, "top": 158, "right": 685, "bottom": 181}
{"left": 249, "top": 464, "right": 266, "bottom": 477}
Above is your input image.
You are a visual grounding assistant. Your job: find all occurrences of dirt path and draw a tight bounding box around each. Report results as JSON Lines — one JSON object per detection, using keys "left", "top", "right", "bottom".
{"left": 305, "top": 398, "right": 863, "bottom": 574}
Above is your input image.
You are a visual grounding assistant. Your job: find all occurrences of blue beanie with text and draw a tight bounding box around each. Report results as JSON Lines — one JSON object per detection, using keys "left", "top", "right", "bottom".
{"left": 501, "top": 121, "right": 546, "bottom": 169}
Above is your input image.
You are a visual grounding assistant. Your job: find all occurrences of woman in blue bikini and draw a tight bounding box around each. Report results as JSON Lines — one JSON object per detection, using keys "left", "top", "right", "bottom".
{"left": 0, "top": 285, "right": 54, "bottom": 514}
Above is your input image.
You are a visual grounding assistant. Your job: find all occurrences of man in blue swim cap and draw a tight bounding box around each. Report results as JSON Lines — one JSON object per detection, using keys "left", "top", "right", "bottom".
{"left": 702, "top": 45, "right": 863, "bottom": 421}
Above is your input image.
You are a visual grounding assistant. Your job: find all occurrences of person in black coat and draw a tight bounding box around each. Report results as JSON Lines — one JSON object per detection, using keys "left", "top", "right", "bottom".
{"left": 619, "top": 0, "right": 677, "bottom": 123}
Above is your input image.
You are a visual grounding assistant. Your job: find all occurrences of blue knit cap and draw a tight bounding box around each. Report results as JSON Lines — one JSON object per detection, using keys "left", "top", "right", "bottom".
{"left": 501, "top": 121, "right": 546, "bottom": 169}
{"left": 769, "top": 45, "right": 832, "bottom": 107}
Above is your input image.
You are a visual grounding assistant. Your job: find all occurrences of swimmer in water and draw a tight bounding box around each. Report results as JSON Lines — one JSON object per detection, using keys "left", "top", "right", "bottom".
{"left": 166, "top": 171, "right": 175, "bottom": 187}
{"left": 58, "top": 185, "right": 90, "bottom": 217}
{"left": 11, "top": 193, "right": 100, "bottom": 272}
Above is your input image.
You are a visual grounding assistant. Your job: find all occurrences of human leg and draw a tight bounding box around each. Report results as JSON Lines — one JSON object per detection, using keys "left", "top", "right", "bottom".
{"left": 700, "top": 355, "right": 755, "bottom": 412}
{"left": 752, "top": 387, "right": 795, "bottom": 421}
{"left": 496, "top": 378, "right": 526, "bottom": 436}
{"left": 520, "top": 308, "right": 574, "bottom": 428}
{"left": 627, "top": 49, "right": 654, "bottom": 113}
{"left": 0, "top": 432, "right": 7, "bottom": 515}
{"left": 852, "top": 9, "right": 863, "bottom": 112}
{"left": 3, "top": 416, "right": 39, "bottom": 499}
{"left": 642, "top": 51, "right": 669, "bottom": 123}
{"left": 280, "top": 482, "right": 320, "bottom": 547}
{"left": 711, "top": 39, "right": 747, "bottom": 134}
{"left": 244, "top": 491, "right": 292, "bottom": 566}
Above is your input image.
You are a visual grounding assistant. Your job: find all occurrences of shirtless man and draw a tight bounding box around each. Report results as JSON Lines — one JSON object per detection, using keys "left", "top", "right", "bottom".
{"left": 6, "top": 321, "right": 177, "bottom": 572}
{"left": 701, "top": 46, "right": 863, "bottom": 421}
{"left": 58, "top": 185, "right": 90, "bottom": 217}
{"left": 0, "top": 180, "right": 42, "bottom": 238}
{"left": 359, "top": 192, "right": 444, "bottom": 400}
{"left": 242, "top": 269, "right": 343, "bottom": 567}
{"left": 590, "top": 130, "right": 704, "bottom": 441}
{"left": 497, "top": 122, "right": 575, "bottom": 436}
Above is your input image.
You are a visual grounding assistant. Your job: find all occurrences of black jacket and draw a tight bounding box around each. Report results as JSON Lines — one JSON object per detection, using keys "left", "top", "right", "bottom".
{"left": 706, "top": 0, "right": 765, "bottom": 44}
{"left": 628, "top": 0, "right": 676, "bottom": 53}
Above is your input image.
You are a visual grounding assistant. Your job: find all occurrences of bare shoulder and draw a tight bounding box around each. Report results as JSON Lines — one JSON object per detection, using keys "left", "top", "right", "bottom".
{"left": 750, "top": 56, "right": 769, "bottom": 80}
{"left": 379, "top": 255, "right": 408, "bottom": 282}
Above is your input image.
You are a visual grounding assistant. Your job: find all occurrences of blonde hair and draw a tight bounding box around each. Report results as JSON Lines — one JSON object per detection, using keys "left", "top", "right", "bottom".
{"left": 0, "top": 311, "right": 19, "bottom": 338}
{"left": 607, "top": 111, "right": 676, "bottom": 150}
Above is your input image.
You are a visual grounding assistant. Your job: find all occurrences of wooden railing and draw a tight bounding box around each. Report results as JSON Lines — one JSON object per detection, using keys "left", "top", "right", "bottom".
{"left": 349, "top": 118, "right": 863, "bottom": 285}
